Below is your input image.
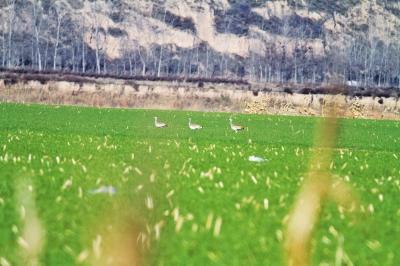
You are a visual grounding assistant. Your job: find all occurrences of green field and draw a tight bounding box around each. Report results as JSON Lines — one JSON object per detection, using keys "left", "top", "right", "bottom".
{"left": 1, "top": 103, "right": 400, "bottom": 265}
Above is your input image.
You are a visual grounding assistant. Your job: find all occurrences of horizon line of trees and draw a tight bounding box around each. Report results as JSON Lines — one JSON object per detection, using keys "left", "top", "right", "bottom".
{"left": 0, "top": 0, "right": 400, "bottom": 89}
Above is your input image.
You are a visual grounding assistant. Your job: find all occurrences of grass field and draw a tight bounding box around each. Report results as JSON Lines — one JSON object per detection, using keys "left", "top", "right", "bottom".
{"left": 1, "top": 103, "right": 400, "bottom": 266}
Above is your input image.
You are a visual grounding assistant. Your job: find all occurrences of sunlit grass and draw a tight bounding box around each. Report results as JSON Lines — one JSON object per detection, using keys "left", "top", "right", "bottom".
{"left": 0, "top": 103, "right": 399, "bottom": 265}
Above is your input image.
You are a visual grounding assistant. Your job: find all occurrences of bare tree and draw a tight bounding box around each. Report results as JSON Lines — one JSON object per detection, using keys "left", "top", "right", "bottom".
{"left": 156, "top": 7, "right": 167, "bottom": 77}
{"left": 52, "top": 4, "right": 65, "bottom": 70}
{"left": 137, "top": 44, "right": 147, "bottom": 76}
{"left": 71, "top": 44, "right": 76, "bottom": 72}
{"left": 43, "top": 28, "right": 50, "bottom": 70}
{"left": 396, "top": 32, "right": 400, "bottom": 89}
{"left": 205, "top": 44, "right": 210, "bottom": 78}
{"left": 1, "top": 21, "right": 6, "bottom": 67}
{"left": 280, "top": 9, "right": 290, "bottom": 83}
{"left": 32, "top": 0, "right": 43, "bottom": 71}
{"left": 79, "top": 14, "right": 86, "bottom": 73}
{"left": 7, "top": 0, "right": 16, "bottom": 67}
{"left": 90, "top": 2, "right": 102, "bottom": 74}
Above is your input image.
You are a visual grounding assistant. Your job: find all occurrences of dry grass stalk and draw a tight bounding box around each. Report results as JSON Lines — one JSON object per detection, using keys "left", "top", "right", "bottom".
{"left": 90, "top": 226, "right": 142, "bottom": 266}
{"left": 285, "top": 104, "right": 357, "bottom": 266}
{"left": 85, "top": 207, "right": 146, "bottom": 266}
{"left": 16, "top": 179, "right": 45, "bottom": 266}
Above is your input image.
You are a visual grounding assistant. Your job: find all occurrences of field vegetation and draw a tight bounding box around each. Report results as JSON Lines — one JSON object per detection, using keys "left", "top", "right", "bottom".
{"left": 0, "top": 103, "right": 399, "bottom": 265}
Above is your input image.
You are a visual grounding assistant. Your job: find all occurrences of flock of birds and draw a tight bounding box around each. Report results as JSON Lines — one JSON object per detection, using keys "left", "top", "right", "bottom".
{"left": 154, "top": 117, "right": 246, "bottom": 132}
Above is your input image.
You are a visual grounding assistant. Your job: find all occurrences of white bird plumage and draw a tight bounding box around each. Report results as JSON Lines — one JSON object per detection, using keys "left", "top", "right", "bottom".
{"left": 188, "top": 118, "right": 202, "bottom": 130}
{"left": 154, "top": 117, "right": 167, "bottom": 128}
{"left": 229, "top": 118, "right": 245, "bottom": 132}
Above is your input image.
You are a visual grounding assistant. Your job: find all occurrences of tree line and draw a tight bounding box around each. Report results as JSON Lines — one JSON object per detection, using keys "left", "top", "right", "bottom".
{"left": 0, "top": 0, "right": 399, "bottom": 89}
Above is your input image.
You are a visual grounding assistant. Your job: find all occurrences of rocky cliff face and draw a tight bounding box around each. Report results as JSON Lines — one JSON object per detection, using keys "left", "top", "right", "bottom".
{"left": 0, "top": 0, "right": 400, "bottom": 87}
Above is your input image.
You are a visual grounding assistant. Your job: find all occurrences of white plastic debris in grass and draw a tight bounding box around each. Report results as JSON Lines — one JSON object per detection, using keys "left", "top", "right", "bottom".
{"left": 248, "top": 156, "right": 267, "bottom": 163}
{"left": 89, "top": 186, "right": 116, "bottom": 195}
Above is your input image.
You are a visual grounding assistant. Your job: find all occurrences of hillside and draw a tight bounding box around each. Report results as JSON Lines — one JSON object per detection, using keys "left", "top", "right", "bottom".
{"left": 0, "top": 0, "right": 399, "bottom": 87}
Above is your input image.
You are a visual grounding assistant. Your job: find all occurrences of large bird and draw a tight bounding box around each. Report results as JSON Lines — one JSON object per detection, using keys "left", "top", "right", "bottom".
{"left": 188, "top": 118, "right": 203, "bottom": 130}
{"left": 229, "top": 118, "right": 245, "bottom": 132}
{"left": 154, "top": 117, "right": 167, "bottom": 128}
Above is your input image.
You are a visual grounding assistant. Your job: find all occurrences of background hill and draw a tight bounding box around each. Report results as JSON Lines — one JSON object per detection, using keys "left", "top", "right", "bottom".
{"left": 0, "top": 0, "right": 400, "bottom": 87}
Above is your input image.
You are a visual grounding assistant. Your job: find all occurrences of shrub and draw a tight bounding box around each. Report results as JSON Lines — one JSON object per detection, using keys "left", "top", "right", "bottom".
{"left": 4, "top": 78, "right": 18, "bottom": 86}
{"left": 299, "top": 88, "right": 313, "bottom": 94}
{"left": 283, "top": 88, "right": 293, "bottom": 95}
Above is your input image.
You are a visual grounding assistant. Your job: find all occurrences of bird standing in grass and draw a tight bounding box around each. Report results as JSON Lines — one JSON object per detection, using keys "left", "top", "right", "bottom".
{"left": 188, "top": 118, "right": 202, "bottom": 130}
{"left": 154, "top": 117, "right": 167, "bottom": 128}
{"left": 229, "top": 118, "right": 245, "bottom": 132}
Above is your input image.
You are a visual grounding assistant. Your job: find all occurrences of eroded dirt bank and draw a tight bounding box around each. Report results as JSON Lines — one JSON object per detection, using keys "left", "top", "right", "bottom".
{"left": 0, "top": 77, "right": 399, "bottom": 120}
